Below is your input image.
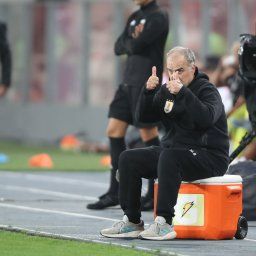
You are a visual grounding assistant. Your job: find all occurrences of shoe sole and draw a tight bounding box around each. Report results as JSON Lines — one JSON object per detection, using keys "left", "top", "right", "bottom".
{"left": 100, "top": 230, "right": 143, "bottom": 239}
{"left": 138, "top": 231, "right": 177, "bottom": 241}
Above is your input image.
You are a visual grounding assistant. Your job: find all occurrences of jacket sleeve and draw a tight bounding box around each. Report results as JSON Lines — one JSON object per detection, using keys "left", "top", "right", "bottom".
{"left": 135, "top": 86, "right": 161, "bottom": 123}
{"left": 0, "top": 22, "right": 11, "bottom": 87}
{"left": 115, "top": 12, "right": 168, "bottom": 55}
{"left": 175, "top": 83, "right": 224, "bottom": 129}
{"left": 114, "top": 14, "right": 135, "bottom": 56}
{"left": 114, "top": 28, "right": 130, "bottom": 56}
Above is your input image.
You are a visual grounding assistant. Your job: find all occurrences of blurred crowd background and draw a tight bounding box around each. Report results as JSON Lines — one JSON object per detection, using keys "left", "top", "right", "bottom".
{"left": 0, "top": 0, "right": 255, "bottom": 146}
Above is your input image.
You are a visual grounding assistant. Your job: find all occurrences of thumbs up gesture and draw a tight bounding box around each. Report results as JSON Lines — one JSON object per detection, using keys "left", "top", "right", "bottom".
{"left": 166, "top": 71, "right": 183, "bottom": 95}
{"left": 146, "top": 66, "right": 159, "bottom": 90}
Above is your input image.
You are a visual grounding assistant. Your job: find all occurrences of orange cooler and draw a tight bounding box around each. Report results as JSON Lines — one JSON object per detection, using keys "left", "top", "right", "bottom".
{"left": 154, "top": 175, "right": 243, "bottom": 240}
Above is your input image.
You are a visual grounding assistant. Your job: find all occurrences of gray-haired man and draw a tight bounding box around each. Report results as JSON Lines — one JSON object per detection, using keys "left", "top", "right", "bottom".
{"left": 100, "top": 46, "right": 229, "bottom": 240}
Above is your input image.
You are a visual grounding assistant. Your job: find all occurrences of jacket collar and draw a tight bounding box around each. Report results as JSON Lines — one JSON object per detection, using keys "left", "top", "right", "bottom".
{"left": 141, "top": 0, "right": 157, "bottom": 11}
{"left": 188, "top": 67, "right": 209, "bottom": 89}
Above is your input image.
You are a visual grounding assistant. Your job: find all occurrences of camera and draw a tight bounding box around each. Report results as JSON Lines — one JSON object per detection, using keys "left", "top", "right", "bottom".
{"left": 238, "top": 33, "right": 256, "bottom": 82}
{"left": 229, "top": 33, "right": 256, "bottom": 163}
{"left": 237, "top": 33, "right": 256, "bottom": 128}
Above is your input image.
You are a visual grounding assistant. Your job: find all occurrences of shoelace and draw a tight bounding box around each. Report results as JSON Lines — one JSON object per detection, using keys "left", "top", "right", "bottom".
{"left": 112, "top": 220, "right": 125, "bottom": 229}
{"left": 147, "top": 221, "right": 160, "bottom": 233}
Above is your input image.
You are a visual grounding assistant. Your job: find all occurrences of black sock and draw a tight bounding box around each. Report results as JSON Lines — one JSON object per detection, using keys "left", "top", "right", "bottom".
{"left": 144, "top": 136, "right": 160, "bottom": 198}
{"left": 127, "top": 215, "right": 141, "bottom": 224}
{"left": 107, "top": 137, "right": 126, "bottom": 196}
{"left": 164, "top": 217, "right": 173, "bottom": 226}
{"left": 144, "top": 136, "right": 160, "bottom": 148}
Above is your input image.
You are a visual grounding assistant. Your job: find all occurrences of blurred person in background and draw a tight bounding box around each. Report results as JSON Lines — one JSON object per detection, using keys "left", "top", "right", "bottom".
{"left": 211, "top": 42, "right": 244, "bottom": 117}
{"left": 87, "top": 0, "right": 169, "bottom": 211}
{"left": 202, "top": 55, "right": 233, "bottom": 113}
{"left": 0, "top": 21, "right": 11, "bottom": 97}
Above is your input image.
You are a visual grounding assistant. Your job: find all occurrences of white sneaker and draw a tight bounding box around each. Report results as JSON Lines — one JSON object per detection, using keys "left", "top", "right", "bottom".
{"left": 139, "top": 216, "right": 176, "bottom": 240}
{"left": 100, "top": 215, "right": 144, "bottom": 238}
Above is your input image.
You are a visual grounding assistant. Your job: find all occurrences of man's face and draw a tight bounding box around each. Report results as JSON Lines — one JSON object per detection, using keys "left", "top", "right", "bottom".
{"left": 166, "top": 53, "right": 196, "bottom": 86}
{"left": 133, "top": 0, "right": 152, "bottom": 6}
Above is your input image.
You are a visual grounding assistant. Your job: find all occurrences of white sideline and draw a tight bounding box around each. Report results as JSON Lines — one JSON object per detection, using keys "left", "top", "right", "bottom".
{"left": 0, "top": 202, "right": 256, "bottom": 250}
{"left": 0, "top": 203, "right": 119, "bottom": 222}
{"left": 244, "top": 238, "right": 256, "bottom": 242}
{"left": 0, "top": 203, "right": 255, "bottom": 243}
{"left": 0, "top": 225, "right": 180, "bottom": 256}
{"left": 0, "top": 184, "right": 97, "bottom": 201}
{"left": 0, "top": 171, "right": 147, "bottom": 193}
{"left": 0, "top": 171, "right": 108, "bottom": 188}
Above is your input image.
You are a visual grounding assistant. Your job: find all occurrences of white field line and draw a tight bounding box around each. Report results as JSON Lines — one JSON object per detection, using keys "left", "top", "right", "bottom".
{"left": 0, "top": 185, "right": 97, "bottom": 201}
{"left": 17, "top": 226, "right": 84, "bottom": 228}
{"left": 0, "top": 203, "right": 119, "bottom": 222}
{"left": 1, "top": 202, "right": 255, "bottom": 244}
{"left": 244, "top": 238, "right": 256, "bottom": 242}
{"left": 0, "top": 203, "right": 255, "bottom": 256}
{"left": 0, "top": 171, "right": 108, "bottom": 188}
{"left": 0, "top": 225, "right": 182, "bottom": 256}
{"left": 0, "top": 225, "right": 254, "bottom": 256}
{"left": 0, "top": 171, "right": 147, "bottom": 193}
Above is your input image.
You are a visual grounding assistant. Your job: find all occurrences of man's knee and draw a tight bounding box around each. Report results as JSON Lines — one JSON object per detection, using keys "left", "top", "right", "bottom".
{"left": 119, "top": 150, "right": 133, "bottom": 170}
{"left": 139, "top": 127, "right": 158, "bottom": 142}
{"left": 118, "top": 149, "right": 142, "bottom": 177}
{"left": 106, "top": 125, "right": 119, "bottom": 137}
{"left": 106, "top": 119, "right": 127, "bottom": 137}
{"left": 158, "top": 149, "right": 181, "bottom": 174}
{"left": 159, "top": 149, "right": 180, "bottom": 162}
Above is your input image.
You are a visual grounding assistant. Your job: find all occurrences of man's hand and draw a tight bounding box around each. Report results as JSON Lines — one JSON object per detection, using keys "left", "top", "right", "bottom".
{"left": 132, "top": 23, "right": 144, "bottom": 38}
{"left": 166, "top": 72, "right": 183, "bottom": 94}
{"left": 146, "top": 66, "right": 159, "bottom": 90}
{"left": 0, "top": 85, "right": 8, "bottom": 97}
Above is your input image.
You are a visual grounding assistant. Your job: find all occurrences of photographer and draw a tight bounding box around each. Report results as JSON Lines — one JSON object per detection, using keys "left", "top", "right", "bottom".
{"left": 210, "top": 42, "right": 245, "bottom": 116}
{"left": 228, "top": 33, "right": 256, "bottom": 220}
{"left": 100, "top": 46, "right": 229, "bottom": 240}
{"left": 238, "top": 34, "right": 256, "bottom": 130}
{"left": 0, "top": 21, "right": 11, "bottom": 97}
{"left": 228, "top": 34, "right": 256, "bottom": 163}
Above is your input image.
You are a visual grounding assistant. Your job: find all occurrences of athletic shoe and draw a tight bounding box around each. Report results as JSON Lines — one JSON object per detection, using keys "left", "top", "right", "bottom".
{"left": 100, "top": 215, "right": 144, "bottom": 238}
{"left": 138, "top": 216, "right": 176, "bottom": 240}
{"left": 86, "top": 194, "right": 119, "bottom": 210}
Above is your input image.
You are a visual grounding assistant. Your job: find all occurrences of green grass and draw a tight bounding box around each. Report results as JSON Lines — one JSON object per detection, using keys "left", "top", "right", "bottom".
{"left": 0, "top": 231, "right": 154, "bottom": 256}
{"left": 0, "top": 141, "right": 108, "bottom": 171}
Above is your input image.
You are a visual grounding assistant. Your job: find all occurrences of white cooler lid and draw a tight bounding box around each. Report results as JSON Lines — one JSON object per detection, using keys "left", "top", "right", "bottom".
{"left": 184, "top": 174, "right": 242, "bottom": 184}
{"left": 154, "top": 175, "right": 242, "bottom": 184}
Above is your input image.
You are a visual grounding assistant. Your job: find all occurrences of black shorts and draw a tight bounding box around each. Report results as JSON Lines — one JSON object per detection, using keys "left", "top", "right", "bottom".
{"left": 108, "top": 84, "right": 158, "bottom": 128}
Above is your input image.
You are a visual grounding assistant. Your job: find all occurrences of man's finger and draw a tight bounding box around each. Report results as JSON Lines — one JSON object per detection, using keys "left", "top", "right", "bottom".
{"left": 173, "top": 71, "right": 179, "bottom": 80}
{"left": 152, "top": 66, "right": 157, "bottom": 76}
{"left": 137, "top": 24, "right": 144, "bottom": 32}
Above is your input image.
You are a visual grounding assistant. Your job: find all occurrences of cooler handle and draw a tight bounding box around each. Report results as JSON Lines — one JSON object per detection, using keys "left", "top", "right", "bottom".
{"left": 227, "top": 185, "right": 242, "bottom": 196}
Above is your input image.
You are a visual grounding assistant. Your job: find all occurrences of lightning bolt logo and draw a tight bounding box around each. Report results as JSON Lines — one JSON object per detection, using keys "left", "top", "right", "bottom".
{"left": 181, "top": 201, "right": 194, "bottom": 217}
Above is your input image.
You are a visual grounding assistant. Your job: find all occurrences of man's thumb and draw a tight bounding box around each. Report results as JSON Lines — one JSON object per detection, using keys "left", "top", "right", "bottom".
{"left": 152, "top": 66, "right": 157, "bottom": 76}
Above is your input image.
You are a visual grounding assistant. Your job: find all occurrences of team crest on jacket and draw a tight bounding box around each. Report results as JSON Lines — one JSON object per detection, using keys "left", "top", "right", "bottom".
{"left": 140, "top": 19, "right": 146, "bottom": 25}
{"left": 164, "top": 100, "right": 174, "bottom": 113}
